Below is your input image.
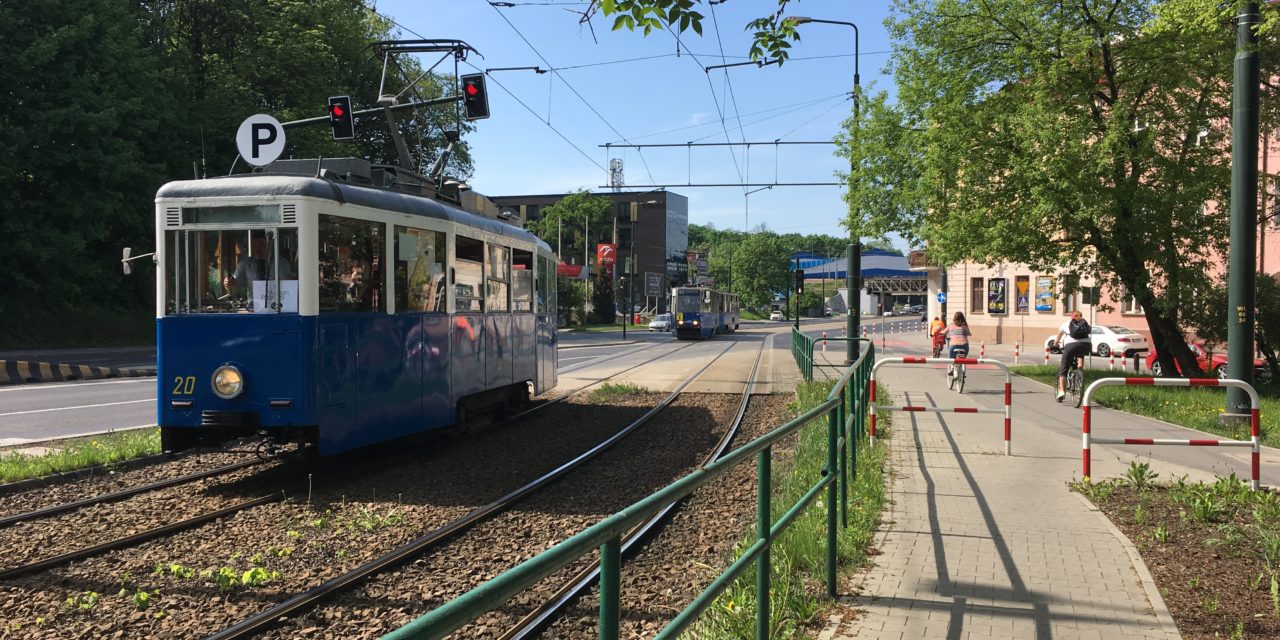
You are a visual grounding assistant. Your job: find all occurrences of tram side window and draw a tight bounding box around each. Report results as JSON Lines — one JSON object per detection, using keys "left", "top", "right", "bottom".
{"left": 512, "top": 249, "right": 533, "bottom": 312}
{"left": 455, "top": 235, "right": 484, "bottom": 312}
{"left": 535, "top": 254, "right": 550, "bottom": 314}
{"left": 318, "top": 215, "right": 385, "bottom": 313}
{"left": 486, "top": 244, "right": 511, "bottom": 312}
{"left": 394, "top": 227, "right": 445, "bottom": 313}
{"left": 165, "top": 228, "right": 297, "bottom": 314}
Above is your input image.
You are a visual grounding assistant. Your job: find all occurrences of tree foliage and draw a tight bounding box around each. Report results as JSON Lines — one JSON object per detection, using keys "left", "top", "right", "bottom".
{"left": 525, "top": 189, "right": 613, "bottom": 257}
{"left": 841, "top": 0, "right": 1280, "bottom": 376}
{"left": 1, "top": 0, "right": 471, "bottom": 344}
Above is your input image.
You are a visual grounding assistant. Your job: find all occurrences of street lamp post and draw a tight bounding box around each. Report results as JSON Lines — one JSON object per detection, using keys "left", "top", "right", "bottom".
{"left": 1226, "top": 0, "right": 1259, "bottom": 417}
{"left": 790, "top": 15, "right": 860, "bottom": 363}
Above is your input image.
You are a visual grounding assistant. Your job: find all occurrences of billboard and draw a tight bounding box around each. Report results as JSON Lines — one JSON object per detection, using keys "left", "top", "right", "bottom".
{"left": 1035, "top": 276, "right": 1056, "bottom": 312}
{"left": 987, "top": 278, "right": 1007, "bottom": 315}
{"left": 645, "top": 272, "right": 662, "bottom": 297}
{"left": 596, "top": 243, "right": 617, "bottom": 268}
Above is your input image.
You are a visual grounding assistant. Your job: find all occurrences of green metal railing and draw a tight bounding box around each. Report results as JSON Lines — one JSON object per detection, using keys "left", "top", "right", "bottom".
{"left": 384, "top": 340, "right": 877, "bottom": 640}
{"left": 791, "top": 327, "right": 871, "bottom": 382}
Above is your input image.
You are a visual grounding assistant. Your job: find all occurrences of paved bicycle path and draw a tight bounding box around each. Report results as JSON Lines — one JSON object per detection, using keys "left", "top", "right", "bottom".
{"left": 813, "top": 335, "right": 1276, "bottom": 640}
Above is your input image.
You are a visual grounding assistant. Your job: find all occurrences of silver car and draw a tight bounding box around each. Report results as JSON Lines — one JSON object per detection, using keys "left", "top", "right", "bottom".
{"left": 648, "top": 313, "right": 673, "bottom": 332}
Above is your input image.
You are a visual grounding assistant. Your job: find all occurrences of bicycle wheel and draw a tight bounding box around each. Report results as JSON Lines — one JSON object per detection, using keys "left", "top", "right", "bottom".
{"left": 957, "top": 365, "right": 966, "bottom": 393}
{"left": 1069, "top": 369, "right": 1084, "bottom": 408}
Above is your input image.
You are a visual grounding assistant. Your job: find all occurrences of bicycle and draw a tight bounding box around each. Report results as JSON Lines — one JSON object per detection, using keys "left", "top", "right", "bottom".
{"left": 1064, "top": 352, "right": 1085, "bottom": 408}
{"left": 947, "top": 347, "right": 968, "bottom": 393}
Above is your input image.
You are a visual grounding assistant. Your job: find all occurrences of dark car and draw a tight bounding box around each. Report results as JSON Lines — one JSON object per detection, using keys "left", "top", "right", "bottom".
{"left": 1145, "top": 343, "right": 1270, "bottom": 380}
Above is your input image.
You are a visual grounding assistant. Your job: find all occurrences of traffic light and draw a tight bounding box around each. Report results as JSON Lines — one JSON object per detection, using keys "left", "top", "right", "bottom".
{"left": 328, "top": 95, "right": 354, "bottom": 140}
{"left": 460, "top": 73, "right": 490, "bottom": 120}
{"left": 795, "top": 269, "right": 805, "bottom": 294}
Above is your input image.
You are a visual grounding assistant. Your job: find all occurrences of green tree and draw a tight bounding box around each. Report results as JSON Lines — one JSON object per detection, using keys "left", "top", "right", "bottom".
{"left": 732, "top": 232, "right": 791, "bottom": 311}
{"left": 1182, "top": 274, "right": 1280, "bottom": 378}
{"left": 841, "top": 0, "right": 1280, "bottom": 377}
{"left": 526, "top": 189, "right": 613, "bottom": 262}
{"left": 591, "top": 272, "right": 616, "bottom": 323}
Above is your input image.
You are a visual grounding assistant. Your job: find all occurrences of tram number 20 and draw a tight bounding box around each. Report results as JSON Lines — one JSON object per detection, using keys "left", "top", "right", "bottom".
{"left": 172, "top": 375, "right": 197, "bottom": 395}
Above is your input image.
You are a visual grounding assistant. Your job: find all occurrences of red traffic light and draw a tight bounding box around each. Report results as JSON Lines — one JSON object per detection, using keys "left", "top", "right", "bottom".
{"left": 331, "top": 104, "right": 345, "bottom": 117}
{"left": 465, "top": 83, "right": 479, "bottom": 97}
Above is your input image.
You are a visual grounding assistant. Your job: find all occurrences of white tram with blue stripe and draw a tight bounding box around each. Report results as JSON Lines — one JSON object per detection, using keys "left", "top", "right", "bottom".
{"left": 671, "top": 286, "right": 739, "bottom": 339}
{"left": 155, "top": 168, "right": 558, "bottom": 455}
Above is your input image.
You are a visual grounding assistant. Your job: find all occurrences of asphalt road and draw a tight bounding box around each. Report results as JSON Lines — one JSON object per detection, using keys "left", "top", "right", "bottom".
{"left": 0, "top": 331, "right": 680, "bottom": 445}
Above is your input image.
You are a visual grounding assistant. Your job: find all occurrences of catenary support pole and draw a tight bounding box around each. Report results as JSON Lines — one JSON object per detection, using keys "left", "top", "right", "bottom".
{"left": 1227, "top": 0, "right": 1260, "bottom": 416}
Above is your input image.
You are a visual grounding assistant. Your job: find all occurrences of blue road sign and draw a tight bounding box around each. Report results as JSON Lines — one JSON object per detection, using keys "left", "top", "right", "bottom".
{"left": 936, "top": 292, "right": 947, "bottom": 303}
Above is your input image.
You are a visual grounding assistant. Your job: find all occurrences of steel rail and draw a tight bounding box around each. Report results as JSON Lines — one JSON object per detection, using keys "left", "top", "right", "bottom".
{"left": 0, "top": 495, "right": 278, "bottom": 580}
{"left": 497, "top": 336, "right": 767, "bottom": 640}
{"left": 0, "top": 457, "right": 266, "bottom": 528}
{"left": 203, "top": 339, "right": 740, "bottom": 640}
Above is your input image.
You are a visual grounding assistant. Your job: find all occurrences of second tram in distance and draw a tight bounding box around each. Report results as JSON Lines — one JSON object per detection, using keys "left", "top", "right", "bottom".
{"left": 671, "top": 286, "right": 739, "bottom": 339}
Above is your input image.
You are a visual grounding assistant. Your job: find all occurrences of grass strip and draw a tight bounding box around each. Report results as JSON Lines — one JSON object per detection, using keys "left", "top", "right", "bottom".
{"left": 587, "top": 382, "right": 650, "bottom": 404}
{"left": 1012, "top": 365, "right": 1280, "bottom": 447}
{"left": 692, "top": 380, "right": 889, "bottom": 638}
{"left": 0, "top": 428, "right": 161, "bottom": 483}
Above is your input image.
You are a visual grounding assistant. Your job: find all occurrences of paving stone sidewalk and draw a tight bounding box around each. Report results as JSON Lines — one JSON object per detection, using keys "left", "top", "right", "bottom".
{"left": 819, "top": 361, "right": 1185, "bottom": 640}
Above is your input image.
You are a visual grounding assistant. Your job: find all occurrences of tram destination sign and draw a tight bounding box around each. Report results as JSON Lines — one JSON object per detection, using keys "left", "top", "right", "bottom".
{"left": 236, "top": 114, "right": 286, "bottom": 167}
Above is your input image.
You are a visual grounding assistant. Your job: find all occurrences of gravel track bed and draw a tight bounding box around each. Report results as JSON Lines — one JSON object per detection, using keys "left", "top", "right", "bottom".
{"left": 0, "top": 395, "right": 658, "bottom": 639}
{"left": 262, "top": 391, "right": 742, "bottom": 640}
{"left": 0, "top": 449, "right": 265, "bottom": 519}
{"left": 538, "top": 393, "right": 796, "bottom": 639}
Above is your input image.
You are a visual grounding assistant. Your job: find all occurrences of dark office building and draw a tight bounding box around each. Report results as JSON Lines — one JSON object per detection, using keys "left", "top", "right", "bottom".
{"left": 489, "top": 190, "right": 689, "bottom": 311}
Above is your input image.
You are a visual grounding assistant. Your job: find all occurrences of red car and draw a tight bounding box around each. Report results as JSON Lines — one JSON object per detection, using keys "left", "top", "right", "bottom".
{"left": 1145, "top": 343, "right": 1269, "bottom": 379}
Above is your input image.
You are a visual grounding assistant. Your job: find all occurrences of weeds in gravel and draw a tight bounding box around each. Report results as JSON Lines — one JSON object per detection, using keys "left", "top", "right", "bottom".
{"left": 64, "top": 591, "right": 100, "bottom": 612}
{"left": 1069, "top": 477, "right": 1120, "bottom": 502}
{"left": 1153, "top": 524, "right": 1171, "bottom": 543}
{"left": 692, "top": 379, "right": 889, "bottom": 639}
{"left": 0, "top": 428, "right": 160, "bottom": 483}
{"left": 587, "top": 382, "right": 649, "bottom": 404}
{"left": 343, "top": 504, "right": 404, "bottom": 532}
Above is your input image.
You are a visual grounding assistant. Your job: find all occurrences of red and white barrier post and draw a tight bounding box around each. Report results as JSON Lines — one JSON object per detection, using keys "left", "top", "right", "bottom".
{"left": 980, "top": 341, "right": 986, "bottom": 358}
{"left": 1082, "top": 378, "right": 1262, "bottom": 490}
{"left": 822, "top": 331, "right": 827, "bottom": 352}
{"left": 1014, "top": 342, "right": 1020, "bottom": 364}
{"left": 1044, "top": 346, "right": 1050, "bottom": 365}
{"left": 870, "top": 356, "right": 1014, "bottom": 455}
{"left": 1108, "top": 352, "right": 1115, "bottom": 370}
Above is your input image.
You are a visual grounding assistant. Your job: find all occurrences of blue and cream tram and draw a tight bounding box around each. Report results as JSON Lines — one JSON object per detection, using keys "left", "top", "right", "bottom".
{"left": 155, "top": 170, "right": 558, "bottom": 455}
{"left": 671, "top": 286, "right": 738, "bottom": 339}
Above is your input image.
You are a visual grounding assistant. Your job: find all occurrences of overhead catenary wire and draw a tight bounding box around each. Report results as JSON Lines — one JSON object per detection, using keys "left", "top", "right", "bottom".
{"left": 373, "top": 8, "right": 608, "bottom": 175}
{"left": 487, "top": 0, "right": 658, "bottom": 185}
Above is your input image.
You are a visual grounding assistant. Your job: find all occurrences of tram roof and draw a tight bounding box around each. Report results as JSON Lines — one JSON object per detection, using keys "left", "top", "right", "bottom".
{"left": 156, "top": 175, "right": 551, "bottom": 252}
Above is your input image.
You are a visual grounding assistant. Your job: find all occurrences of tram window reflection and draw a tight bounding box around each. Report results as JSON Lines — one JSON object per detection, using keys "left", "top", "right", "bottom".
{"left": 394, "top": 227, "right": 446, "bottom": 313}
{"left": 318, "top": 215, "right": 385, "bottom": 313}
{"left": 454, "top": 235, "right": 484, "bottom": 313}
{"left": 512, "top": 248, "right": 533, "bottom": 312}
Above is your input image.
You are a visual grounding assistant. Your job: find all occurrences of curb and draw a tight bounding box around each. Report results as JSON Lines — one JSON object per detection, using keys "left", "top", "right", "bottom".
{"left": 558, "top": 340, "right": 641, "bottom": 350}
{"left": 0, "top": 360, "right": 156, "bottom": 386}
{"left": 1071, "top": 491, "right": 1182, "bottom": 639}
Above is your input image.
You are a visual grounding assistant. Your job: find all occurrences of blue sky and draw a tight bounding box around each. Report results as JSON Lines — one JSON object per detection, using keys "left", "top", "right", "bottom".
{"left": 374, "top": 0, "right": 899, "bottom": 246}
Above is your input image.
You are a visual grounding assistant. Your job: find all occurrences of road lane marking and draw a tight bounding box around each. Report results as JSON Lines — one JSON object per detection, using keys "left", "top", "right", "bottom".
{"left": 0, "top": 399, "right": 153, "bottom": 417}
{"left": 0, "top": 378, "right": 154, "bottom": 393}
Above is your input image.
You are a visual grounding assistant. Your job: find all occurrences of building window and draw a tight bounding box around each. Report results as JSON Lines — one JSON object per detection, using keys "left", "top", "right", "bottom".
{"left": 1122, "top": 292, "right": 1144, "bottom": 315}
{"left": 970, "top": 277, "right": 984, "bottom": 313}
{"left": 1063, "top": 274, "right": 1079, "bottom": 314}
{"left": 1014, "top": 275, "right": 1030, "bottom": 314}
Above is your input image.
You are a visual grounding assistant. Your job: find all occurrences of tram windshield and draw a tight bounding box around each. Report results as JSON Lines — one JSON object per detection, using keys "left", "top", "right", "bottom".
{"left": 164, "top": 228, "right": 299, "bottom": 314}
{"left": 674, "top": 289, "right": 702, "bottom": 313}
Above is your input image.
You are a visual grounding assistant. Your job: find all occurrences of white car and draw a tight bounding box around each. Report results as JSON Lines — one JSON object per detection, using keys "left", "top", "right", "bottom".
{"left": 1045, "top": 325, "right": 1149, "bottom": 357}
{"left": 769, "top": 310, "right": 785, "bottom": 321}
{"left": 648, "top": 313, "right": 673, "bottom": 332}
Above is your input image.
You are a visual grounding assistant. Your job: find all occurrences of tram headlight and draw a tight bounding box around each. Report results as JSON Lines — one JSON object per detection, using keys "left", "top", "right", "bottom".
{"left": 212, "top": 365, "right": 244, "bottom": 399}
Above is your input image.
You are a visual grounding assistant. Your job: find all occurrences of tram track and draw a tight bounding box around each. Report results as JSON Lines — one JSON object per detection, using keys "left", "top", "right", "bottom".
{"left": 494, "top": 337, "right": 766, "bottom": 640}
{"left": 0, "top": 336, "right": 742, "bottom": 639}
{"left": 205, "top": 337, "right": 747, "bottom": 640}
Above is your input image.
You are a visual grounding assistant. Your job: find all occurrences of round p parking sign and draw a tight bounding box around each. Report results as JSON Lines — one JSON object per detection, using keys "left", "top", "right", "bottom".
{"left": 236, "top": 114, "right": 286, "bottom": 167}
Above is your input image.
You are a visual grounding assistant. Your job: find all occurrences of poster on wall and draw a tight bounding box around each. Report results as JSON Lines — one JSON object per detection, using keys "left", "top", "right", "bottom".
{"left": 1015, "top": 276, "right": 1030, "bottom": 313}
{"left": 987, "top": 278, "right": 1007, "bottom": 315}
{"left": 1035, "top": 276, "right": 1056, "bottom": 312}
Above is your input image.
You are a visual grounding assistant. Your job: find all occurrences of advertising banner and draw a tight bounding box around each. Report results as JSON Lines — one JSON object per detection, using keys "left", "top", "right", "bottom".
{"left": 596, "top": 243, "right": 617, "bottom": 268}
{"left": 645, "top": 272, "right": 662, "bottom": 297}
{"left": 1035, "top": 275, "right": 1056, "bottom": 312}
{"left": 987, "top": 278, "right": 1007, "bottom": 315}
